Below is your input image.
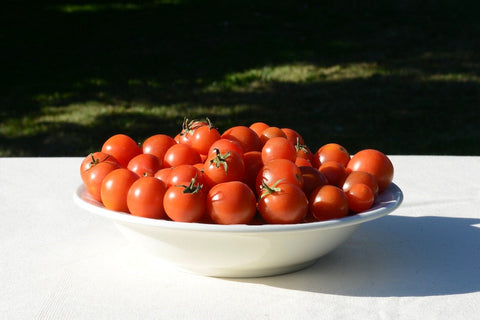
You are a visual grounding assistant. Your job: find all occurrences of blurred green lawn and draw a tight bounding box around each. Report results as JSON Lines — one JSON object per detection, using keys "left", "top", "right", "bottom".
{"left": 1, "top": 0, "right": 479, "bottom": 156}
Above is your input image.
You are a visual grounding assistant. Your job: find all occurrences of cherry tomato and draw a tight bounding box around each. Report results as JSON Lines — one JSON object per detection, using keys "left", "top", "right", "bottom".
{"left": 127, "top": 176, "right": 167, "bottom": 219}
{"left": 281, "top": 127, "right": 305, "bottom": 145}
{"left": 299, "top": 166, "right": 328, "bottom": 197}
{"left": 167, "top": 164, "right": 205, "bottom": 187}
{"left": 295, "top": 157, "right": 313, "bottom": 167}
{"left": 313, "top": 143, "right": 350, "bottom": 168}
{"left": 163, "top": 143, "right": 202, "bottom": 168}
{"left": 259, "top": 126, "right": 286, "bottom": 146}
{"left": 82, "top": 161, "right": 121, "bottom": 202}
{"left": 309, "top": 185, "right": 349, "bottom": 221}
{"left": 80, "top": 152, "right": 119, "bottom": 175}
{"left": 142, "top": 134, "right": 176, "bottom": 161}
{"left": 343, "top": 171, "right": 379, "bottom": 197}
{"left": 295, "top": 140, "right": 315, "bottom": 163}
{"left": 242, "top": 151, "right": 263, "bottom": 191}
{"left": 318, "top": 160, "right": 348, "bottom": 187}
{"left": 261, "top": 136, "right": 296, "bottom": 164}
{"left": 255, "top": 158, "right": 303, "bottom": 196}
{"left": 163, "top": 178, "right": 206, "bottom": 222}
{"left": 346, "top": 183, "right": 374, "bottom": 213}
{"left": 206, "top": 181, "right": 256, "bottom": 225}
{"left": 101, "top": 168, "right": 139, "bottom": 212}
{"left": 249, "top": 122, "right": 270, "bottom": 138}
{"left": 207, "top": 138, "right": 244, "bottom": 157}
{"left": 176, "top": 117, "right": 208, "bottom": 145}
{"left": 221, "top": 126, "right": 262, "bottom": 152}
{"left": 203, "top": 149, "right": 245, "bottom": 187}
{"left": 346, "top": 149, "right": 393, "bottom": 192}
{"left": 101, "top": 134, "right": 142, "bottom": 168}
{"left": 154, "top": 167, "right": 173, "bottom": 185}
{"left": 127, "top": 153, "right": 162, "bottom": 177}
{"left": 258, "top": 181, "right": 308, "bottom": 224}
{"left": 190, "top": 123, "right": 221, "bottom": 156}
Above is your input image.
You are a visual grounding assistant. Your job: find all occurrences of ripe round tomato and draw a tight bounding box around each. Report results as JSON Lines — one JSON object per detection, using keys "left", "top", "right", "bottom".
{"left": 346, "top": 149, "right": 393, "bottom": 192}
{"left": 127, "top": 176, "right": 167, "bottom": 219}
{"left": 163, "top": 143, "right": 202, "bottom": 168}
{"left": 281, "top": 127, "right": 305, "bottom": 145}
{"left": 127, "top": 153, "right": 162, "bottom": 177}
{"left": 346, "top": 183, "right": 374, "bottom": 213}
{"left": 242, "top": 151, "right": 263, "bottom": 191}
{"left": 261, "top": 136, "right": 296, "bottom": 164}
{"left": 249, "top": 122, "right": 270, "bottom": 138}
{"left": 206, "top": 181, "right": 256, "bottom": 225}
{"left": 167, "top": 164, "right": 205, "bottom": 187}
{"left": 190, "top": 124, "right": 221, "bottom": 156}
{"left": 318, "top": 160, "right": 348, "bottom": 187}
{"left": 80, "top": 152, "right": 119, "bottom": 175}
{"left": 309, "top": 185, "right": 349, "bottom": 221}
{"left": 154, "top": 167, "right": 173, "bottom": 185}
{"left": 258, "top": 181, "right": 308, "bottom": 224}
{"left": 101, "top": 168, "right": 139, "bottom": 212}
{"left": 255, "top": 158, "right": 303, "bottom": 196}
{"left": 207, "top": 138, "right": 244, "bottom": 157}
{"left": 142, "top": 134, "right": 176, "bottom": 160}
{"left": 313, "top": 143, "right": 350, "bottom": 168}
{"left": 204, "top": 149, "right": 245, "bottom": 187}
{"left": 221, "top": 126, "right": 262, "bottom": 152}
{"left": 101, "top": 134, "right": 142, "bottom": 168}
{"left": 259, "top": 126, "right": 286, "bottom": 146}
{"left": 163, "top": 178, "right": 206, "bottom": 222}
{"left": 82, "top": 161, "right": 121, "bottom": 202}
{"left": 343, "top": 170, "right": 379, "bottom": 197}
{"left": 299, "top": 166, "right": 328, "bottom": 197}
{"left": 295, "top": 157, "right": 313, "bottom": 167}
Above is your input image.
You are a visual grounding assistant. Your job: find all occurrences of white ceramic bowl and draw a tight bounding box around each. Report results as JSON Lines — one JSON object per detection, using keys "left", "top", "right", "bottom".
{"left": 74, "top": 183, "right": 403, "bottom": 278}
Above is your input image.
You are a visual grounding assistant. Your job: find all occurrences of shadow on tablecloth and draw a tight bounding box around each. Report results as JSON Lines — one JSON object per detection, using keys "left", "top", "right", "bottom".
{"left": 229, "top": 214, "right": 480, "bottom": 297}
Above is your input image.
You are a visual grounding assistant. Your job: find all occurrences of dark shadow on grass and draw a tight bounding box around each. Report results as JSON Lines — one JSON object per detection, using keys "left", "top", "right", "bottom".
{"left": 2, "top": 0, "right": 480, "bottom": 155}
{"left": 227, "top": 214, "right": 480, "bottom": 297}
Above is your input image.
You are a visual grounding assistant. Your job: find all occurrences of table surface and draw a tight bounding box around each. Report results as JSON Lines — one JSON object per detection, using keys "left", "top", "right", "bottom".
{"left": 1, "top": 156, "right": 479, "bottom": 319}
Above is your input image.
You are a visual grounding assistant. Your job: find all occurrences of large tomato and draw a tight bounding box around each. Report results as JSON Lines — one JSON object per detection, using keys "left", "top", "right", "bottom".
{"left": 346, "top": 149, "right": 393, "bottom": 192}
{"left": 206, "top": 181, "right": 256, "bottom": 225}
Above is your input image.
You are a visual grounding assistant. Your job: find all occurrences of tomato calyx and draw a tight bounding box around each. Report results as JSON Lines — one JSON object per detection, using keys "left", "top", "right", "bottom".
{"left": 294, "top": 138, "right": 310, "bottom": 155}
{"left": 176, "top": 176, "right": 204, "bottom": 194}
{"left": 260, "top": 178, "right": 286, "bottom": 199}
{"left": 209, "top": 148, "right": 231, "bottom": 174}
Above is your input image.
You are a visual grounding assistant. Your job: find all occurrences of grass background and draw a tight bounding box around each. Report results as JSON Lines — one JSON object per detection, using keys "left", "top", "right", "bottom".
{"left": 1, "top": 0, "right": 479, "bottom": 156}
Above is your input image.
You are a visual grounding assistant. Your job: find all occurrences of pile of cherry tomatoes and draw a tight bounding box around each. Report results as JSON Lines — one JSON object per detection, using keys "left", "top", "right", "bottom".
{"left": 80, "top": 118, "right": 394, "bottom": 225}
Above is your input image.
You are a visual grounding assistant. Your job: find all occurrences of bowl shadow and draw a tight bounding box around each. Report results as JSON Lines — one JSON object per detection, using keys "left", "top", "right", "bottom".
{"left": 228, "top": 214, "right": 480, "bottom": 297}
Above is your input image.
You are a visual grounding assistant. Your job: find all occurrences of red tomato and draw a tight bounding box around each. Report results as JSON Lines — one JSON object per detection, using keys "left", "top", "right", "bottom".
{"left": 163, "top": 143, "right": 202, "bottom": 168}
{"left": 176, "top": 118, "right": 208, "bottom": 145}
{"left": 261, "top": 136, "right": 296, "bottom": 164}
{"left": 190, "top": 124, "right": 221, "bottom": 156}
{"left": 281, "top": 127, "right": 305, "bottom": 145}
{"left": 80, "top": 152, "right": 119, "bottom": 175}
{"left": 318, "top": 160, "right": 348, "bottom": 187}
{"left": 255, "top": 158, "right": 303, "bottom": 196}
{"left": 127, "top": 153, "right": 162, "bottom": 177}
{"left": 242, "top": 151, "right": 263, "bottom": 191}
{"left": 295, "top": 157, "right": 313, "bottom": 167}
{"left": 154, "top": 167, "right": 173, "bottom": 185}
{"left": 82, "top": 161, "right": 121, "bottom": 202}
{"left": 221, "top": 126, "right": 262, "bottom": 152}
{"left": 258, "top": 181, "right": 308, "bottom": 224}
{"left": 259, "top": 126, "right": 287, "bottom": 146}
{"left": 203, "top": 149, "right": 245, "bottom": 187}
{"left": 207, "top": 138, "right": 244, "bottom": 157}
{"left": 249, "top": 122, "right": 270, "bottom": 138}
{"left": 142, "top": 134, "right": 176, "bottom": 161}
{"left": 343, "top": 171, "right": 379, "bottom": 197}
{"left": 299, "top": 166, "right": 328, "bottom": 197}
{"left": 346, "top": 149, "right": 394, "bottom": 192}
{"left": 309, "top": 185, "right": 349, "bottom": 221}
{"left": 346, "top": 183, "right": 374, "bottom": 213}
{"left": 313, "top": 143, "right": 350, "bottom": 168}
{"left": 127, "top": 176, "right": 167, "bottom": 219}
{"left": 206, "top": 181, "right": 256, "bottom": 225}
{"left": 295, "top": 140, "right": 315, "bottom": 163}
{"left": 101, "top": 134, "right": 142, "bottom": 168}
{"left": 167, "top": 164, "right": 205, "bottom": 187}
{"left": 163, "top": 178, "right": 206, "bottom": 222}
{"left": 101, "top": 168, "right": 139, "bottom": 212}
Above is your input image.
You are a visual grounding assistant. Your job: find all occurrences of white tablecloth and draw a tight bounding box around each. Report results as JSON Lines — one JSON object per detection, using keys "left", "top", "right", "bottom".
{"left": 1, "top": 156, "right": 479, "bottom": 319}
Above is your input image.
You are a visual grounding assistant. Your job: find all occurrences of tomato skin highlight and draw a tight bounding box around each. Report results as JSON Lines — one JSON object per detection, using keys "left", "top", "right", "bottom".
{"left": 309, "top": 185, "right": 349, "bottom": 221}
{"left": 101, "top": 168, "right": 139, "bottom": 212}
{"left": 127, "top": 177, "right": 167, "bottom": 219}
{"left": 206, "top": 181, "right": 256, "bottom": 225}
{"left": 346, "top": 149, "right": 393, "bottom": 193}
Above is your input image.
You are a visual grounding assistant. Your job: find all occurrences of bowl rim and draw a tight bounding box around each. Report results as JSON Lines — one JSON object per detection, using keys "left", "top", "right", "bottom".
{"left": 73, "top": 183, "right": 403, "bottom": 233}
